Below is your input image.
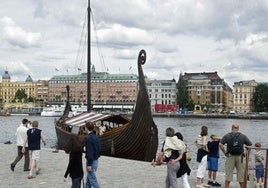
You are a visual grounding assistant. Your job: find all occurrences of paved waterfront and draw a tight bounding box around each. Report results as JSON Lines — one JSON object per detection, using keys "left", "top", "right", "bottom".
{"left": 1, "top": 143, "right": 246, "bottom": 188}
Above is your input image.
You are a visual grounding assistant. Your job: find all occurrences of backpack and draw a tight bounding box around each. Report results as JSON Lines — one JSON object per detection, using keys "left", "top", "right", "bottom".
{"left": 228, "top": 133, "right": 243, "bottom": 155}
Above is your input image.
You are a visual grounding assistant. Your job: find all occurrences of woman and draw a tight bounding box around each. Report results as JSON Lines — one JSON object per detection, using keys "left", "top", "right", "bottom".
{"left": 175, "top": 132, "right": 191, "bottom": 188}
{"left": 64, "top": 137, "right": 84, "bottom": 188}
{"left": 194, "top": 125, "right": 209, "bottom": 187}
{"left": 156, "top": 127, "right": 186, "bottom": 188}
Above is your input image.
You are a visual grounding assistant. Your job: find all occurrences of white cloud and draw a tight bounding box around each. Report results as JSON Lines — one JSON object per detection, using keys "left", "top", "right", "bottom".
{"left": 0, "top": 0, "right": 267, "bottom": 86}
{"left": 1, "top": 16, "right": 41, "bottom": 48}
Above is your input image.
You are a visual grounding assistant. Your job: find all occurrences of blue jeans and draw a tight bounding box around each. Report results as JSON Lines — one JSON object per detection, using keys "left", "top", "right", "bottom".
{"left": 72, "top": 176, "right": 83, "bottom": 188}
{"left": 86, "top": 160, "right": 100, "bottom": 188}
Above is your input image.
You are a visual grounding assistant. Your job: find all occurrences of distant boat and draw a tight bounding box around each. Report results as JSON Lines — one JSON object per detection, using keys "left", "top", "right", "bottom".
{"left": 0, "top": 110, "right": 10, "bottom": 117}
{"left": 41, "top": 106, "right": 64, "bottom": 117}
{"left": 71, "top": 105, "right": 88, "bottom": 116}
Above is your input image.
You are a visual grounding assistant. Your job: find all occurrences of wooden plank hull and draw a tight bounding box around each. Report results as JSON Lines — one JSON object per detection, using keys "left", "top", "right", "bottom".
{"left": 55, "top": 50, "right": 158, "bottom": 162}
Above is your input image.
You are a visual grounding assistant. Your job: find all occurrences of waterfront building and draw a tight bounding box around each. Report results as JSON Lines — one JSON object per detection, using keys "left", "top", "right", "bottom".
{"left": 48, "top": 65, "right": 138, "bottom": 111}
{"left": 233, "top": 80, "right": 258, "bottom": 113}
{"left": 1, "top": 71, "right": 35, "bottom": 103}
{"left": 146, "top": 79, "right": 177, "bottom": 112}
{"left": 35, "top": 80, "right": 49, "bottom": 104}
{"left": 183, "top": 72, "right": 233, "bottom": 112}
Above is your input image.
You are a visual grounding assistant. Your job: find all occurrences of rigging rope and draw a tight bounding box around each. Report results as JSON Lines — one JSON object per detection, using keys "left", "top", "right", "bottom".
{"left": 73, "top": 8, "right": 108, "bottom": 74}
{"left": 91, "top": 10, "right": 107, "bottom": 72}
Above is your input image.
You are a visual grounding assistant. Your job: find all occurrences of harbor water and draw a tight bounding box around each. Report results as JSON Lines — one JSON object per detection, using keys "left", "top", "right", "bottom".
{"left": 1, "top": 115, "right": 267, "bottom": 173}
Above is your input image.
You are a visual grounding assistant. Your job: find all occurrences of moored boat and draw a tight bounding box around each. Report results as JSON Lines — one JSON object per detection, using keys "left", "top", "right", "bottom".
{"left": 0, "top": 110, "right": 11, "bottom": 117}
{"left": 55, "top": 50, "right": 158, "bottom": 162}
{"left": 55, "top": 1, "right": 158, "bottom": 162}
{"left": 41, "top": 106, "right": 64, "bottom": 117}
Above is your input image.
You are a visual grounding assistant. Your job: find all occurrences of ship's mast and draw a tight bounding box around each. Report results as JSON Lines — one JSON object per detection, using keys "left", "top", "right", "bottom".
{"left": 87, "top": 0, "right": 91, "bottom": 112}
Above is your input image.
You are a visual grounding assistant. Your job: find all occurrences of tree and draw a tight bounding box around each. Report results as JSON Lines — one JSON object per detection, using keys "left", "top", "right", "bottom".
{"left": 176, "top": 73, "right": 189, "bottom": 109}
{"left": 28, "top": 96, "right": 35, "bottom": 103}
{"left": 14, "top": 89, "right": 28, "bottom": 103}
{"left": 253, "top": 84, "right": 268, "bottom": 112}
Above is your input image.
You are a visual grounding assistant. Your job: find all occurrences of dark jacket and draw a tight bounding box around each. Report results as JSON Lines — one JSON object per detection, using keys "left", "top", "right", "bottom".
{"left": 64, "top": 152, "right": 83, "bottom": 179}
{"left": 177, "top": 152, "right": 191, "bottom": 178}
{"left": 85, "top": 132, "right": 101, "bottom": 166}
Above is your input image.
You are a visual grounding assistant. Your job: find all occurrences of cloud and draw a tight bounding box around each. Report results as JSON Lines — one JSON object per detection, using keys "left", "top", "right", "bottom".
{"left": 0, "top": 0, "right": 268, "bottom": 87}
{"left": 1, "top": 16, "right": 41, "bottom": 48}
{"left": 94, "top": 24, "right": 154, "bottom": 48}
{"left": 0, "top": 60, "right": 32, "bottom": 80}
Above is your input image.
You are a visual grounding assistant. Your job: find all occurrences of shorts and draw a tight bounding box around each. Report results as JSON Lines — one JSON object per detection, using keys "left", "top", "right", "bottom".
{"left": 30, "top": 150, "right": 40, "bottom": 161}
{"left": 225, "top": 154, "right": 244, "bottom": 182}
{"left": 255, "top": 163, "right": 264, "bottom": 178}
{"left": 207, "top": 156, "right": 218, "bottom": 171}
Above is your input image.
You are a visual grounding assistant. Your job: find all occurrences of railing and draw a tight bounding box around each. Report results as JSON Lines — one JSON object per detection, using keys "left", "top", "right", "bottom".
{"left": 244, "top": 146, "right": 268, "bottom": 188}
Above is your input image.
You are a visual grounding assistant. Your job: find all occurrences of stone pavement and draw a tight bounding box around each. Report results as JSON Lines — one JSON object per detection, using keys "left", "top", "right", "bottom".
{"left": 1, "top": 143, "right": 245, "bottom": 188}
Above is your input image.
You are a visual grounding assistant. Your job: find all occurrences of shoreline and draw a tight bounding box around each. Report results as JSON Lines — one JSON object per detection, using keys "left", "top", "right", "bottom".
{"left": 152, "top": 113, "right": 268, "bottom": 120}
{"left": 3, "top": 113, "right": 268, "bottom": 120}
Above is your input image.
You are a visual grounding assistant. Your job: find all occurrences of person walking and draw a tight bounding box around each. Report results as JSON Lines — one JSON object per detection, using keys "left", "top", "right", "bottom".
{"left": 85, "top": 122, "right": 101, "bottom": 188}
{"left": 22, "top": 120, "right": 46, "bottom": 179}
{"left": 64, "top": 137, "right": 84, "bottom": 188}
{"left": 254, "top": 142, "right": 264, "bottom": 187}
{"left": 194, "top": 125, "right": 209, "bottom": 187}
{"left": 10, "top": 118, "right": 30, "bottom": 172}
{"left": 175, "top": 132, "right": 191, "bottom": 188}
{"left": 219, "top": 124, "right": 252, "bottom": 188}
{"left": 207, "top": 134, "right": 221, "bottom": 187}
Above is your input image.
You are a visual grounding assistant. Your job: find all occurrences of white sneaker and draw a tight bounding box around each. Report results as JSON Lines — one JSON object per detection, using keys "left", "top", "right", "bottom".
{"left": 202, "top": 183, "right": 211, "bottom": 188}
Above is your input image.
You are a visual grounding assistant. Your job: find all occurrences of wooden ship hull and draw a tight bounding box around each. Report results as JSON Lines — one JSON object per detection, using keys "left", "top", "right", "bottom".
{"left": 55, "top": 50, "right": 158, "bottom": 162}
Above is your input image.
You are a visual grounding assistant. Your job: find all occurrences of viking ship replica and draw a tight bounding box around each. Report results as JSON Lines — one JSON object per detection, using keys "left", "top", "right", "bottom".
{"left": 55, "top": 2, "right": 158, "bottom": 162}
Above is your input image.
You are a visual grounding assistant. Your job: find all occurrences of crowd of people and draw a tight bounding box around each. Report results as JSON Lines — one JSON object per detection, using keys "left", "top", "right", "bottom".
{"left": 10, "top": 118, "right": 101, "bottom": 188}
{"left": 154, "top": 124, "right": 264, "bottom": 188}
{"left": 10, "top": 118, "right": 265, "bottom": 188}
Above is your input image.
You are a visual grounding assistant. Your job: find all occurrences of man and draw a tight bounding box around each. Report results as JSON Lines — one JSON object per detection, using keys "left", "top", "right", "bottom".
{"left": 85, "top": 122, "right": 101, "bottom": 188}
{"left": 10, "top": 118, "right": 30, "bottom": 172}
{"left": 219, "top": 124, "right": 252, "bottom": 188}
{"left": 22, "top": 120, "right": 46, "bottom": 179}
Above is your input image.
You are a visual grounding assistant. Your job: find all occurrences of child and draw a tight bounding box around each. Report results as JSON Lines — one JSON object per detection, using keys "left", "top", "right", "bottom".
{"left": 255, "top": 142, "right": 264, "bottom": 187}
{"left": 207, "top": 134, "right": 221, "bottom": 187}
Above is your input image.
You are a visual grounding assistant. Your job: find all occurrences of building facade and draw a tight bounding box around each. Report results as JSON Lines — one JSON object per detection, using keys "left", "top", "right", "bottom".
{"left": 233, "top": 80, "right": 258, "bottom": 113}
{"left": 183, "top": 72, "right": 233, "bottom": 112}
{"left": 0, "top": 71, "right": 35, "bottom": 103}
{"left": 48, "top": 66, "right": 138, "bottom": 111}
{"left": 35, "top": 80, "right": 49, "bottom": 104}
{"left": 146, "top": 79, "right": 177, "bottom": 112}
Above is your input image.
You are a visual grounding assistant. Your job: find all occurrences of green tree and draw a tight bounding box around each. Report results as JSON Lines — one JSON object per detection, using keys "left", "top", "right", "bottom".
{"left": 28, "top": 96, "right": 35, "bottom": 103}
{"left": 176, "top": 73, "right": 189, "bottom": 109}
{"left": 253, "top": 84, "right": 268, "bottom": 112}
{"left": 14, "top": 89, "right": 28, "bottom": 103}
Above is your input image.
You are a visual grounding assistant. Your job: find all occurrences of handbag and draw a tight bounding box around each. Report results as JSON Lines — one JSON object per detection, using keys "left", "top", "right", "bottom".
{"left": 185, "top": 151, "right": 191, "bottom": 164}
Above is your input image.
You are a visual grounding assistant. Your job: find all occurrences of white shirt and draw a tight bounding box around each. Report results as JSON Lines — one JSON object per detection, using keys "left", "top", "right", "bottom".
{"left": 164, "top": 136, "right": 186, "bottom": 158}
{"left": 15, "top": 124, "right": 28, "bottom": 147}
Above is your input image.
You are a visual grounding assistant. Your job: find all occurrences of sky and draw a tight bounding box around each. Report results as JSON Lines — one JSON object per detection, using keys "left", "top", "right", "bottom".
{"left": 0, "top": 0, "right": 267, "bottom": 87}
